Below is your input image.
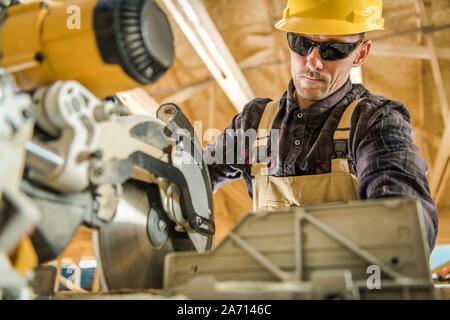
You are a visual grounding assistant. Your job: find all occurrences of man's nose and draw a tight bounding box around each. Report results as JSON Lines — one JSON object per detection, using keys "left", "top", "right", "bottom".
{"left": 306, "top": 48, "right": 323, "bottom": 71}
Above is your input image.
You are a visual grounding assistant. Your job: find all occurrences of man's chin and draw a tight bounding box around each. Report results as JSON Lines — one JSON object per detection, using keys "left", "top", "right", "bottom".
{"left": 297, "top": 88, "right": 327, "bottom": 101}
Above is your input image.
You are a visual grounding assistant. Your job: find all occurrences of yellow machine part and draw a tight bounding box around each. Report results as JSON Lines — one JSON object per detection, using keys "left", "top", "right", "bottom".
{"left": 9, "top": 236, "right": 38, "bottom": 277}
{"left": 0, "top": 0, "right": 141, "bottom": 98}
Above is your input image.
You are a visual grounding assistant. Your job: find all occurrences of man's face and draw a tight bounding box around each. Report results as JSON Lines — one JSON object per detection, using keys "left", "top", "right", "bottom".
{"left": 289, "top": 33, "right": 371, "bottom": 105}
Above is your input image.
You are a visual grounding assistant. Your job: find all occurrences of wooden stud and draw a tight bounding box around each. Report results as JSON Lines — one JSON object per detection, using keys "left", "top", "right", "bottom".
{"left": 162, "top": 81, "right": 210, "bottom": 105}
{"left": 416, "top": 0, "right": 449, "bottom": 123}
{"left": 415, "top": 0, "right": 450, "bottom": 200}
{"left": 371, "top": 43, "right": 450, "bottom": 60}
{"left": 431, "top": 120, "right": 450, "bottom": 201}
{"left": 161, "top": 0, "right": 255, "bottom": 112}
{"left": 116, "top": 88, "right": 160, "bottom": 117}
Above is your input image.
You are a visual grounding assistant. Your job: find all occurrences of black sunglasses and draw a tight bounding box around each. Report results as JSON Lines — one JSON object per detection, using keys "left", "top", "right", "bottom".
{"left": 287, "top": 33, "right": 363, "bottom": 61}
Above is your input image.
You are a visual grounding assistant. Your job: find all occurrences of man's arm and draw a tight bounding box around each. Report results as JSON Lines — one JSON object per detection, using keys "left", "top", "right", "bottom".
{"left": 353, "top": 102, "right": 438, "bottom": 250}
{"left": 204, "top": 98, "right": 270, "bottom": 193}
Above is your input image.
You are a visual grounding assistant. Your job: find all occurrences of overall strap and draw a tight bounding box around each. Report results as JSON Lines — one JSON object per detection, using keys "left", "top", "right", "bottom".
{"left": 333, "top": 98, "right": 363, "bottom": 157}
{"left": 251, "top": 100, "right": 280, "bottom": 176}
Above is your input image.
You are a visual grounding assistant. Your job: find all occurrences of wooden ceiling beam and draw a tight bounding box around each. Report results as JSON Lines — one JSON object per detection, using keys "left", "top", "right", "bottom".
{"left": 161, "top": 0, "right": 255, "bottom": 112}
{"left": 350, "top": 67, "right": 363, "bottom": 84}
{"left": 149, "top": 59, "right": 290, "bottom": 99}
{"left": 415, "top": 0, "right": 450, "bottom": 203}
{"left": 116, "top": 88, "right": 160, "bottom": 116}
{"left": 414, "top": 0, "right": 424, "bottom": 45}
{"left": 239, "top": 48, "right": 276, "bottom": 69}
{"left": 415, "top": 0, "right": 449, "bottom": 124}
{"left": 162, "top": 81, "right": 210, "bottom": 105}
{"left": 371, "top": 43, "right": 450, "bottom": 60}
{"left": 437, "top": 207, "right": 450, "bottom": 244}
{"left": 243, "top": 36, "right": 450, "bottom": 62}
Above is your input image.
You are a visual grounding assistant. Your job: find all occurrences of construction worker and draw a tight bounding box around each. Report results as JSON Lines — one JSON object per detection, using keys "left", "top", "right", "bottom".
{"left": 204, "top": 0, "right": 438, "bottom": 250}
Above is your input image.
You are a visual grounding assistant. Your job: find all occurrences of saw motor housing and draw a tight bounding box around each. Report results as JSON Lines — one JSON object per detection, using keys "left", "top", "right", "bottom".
{"left": 0, "top": 0, "right": 174, "bottom": 98}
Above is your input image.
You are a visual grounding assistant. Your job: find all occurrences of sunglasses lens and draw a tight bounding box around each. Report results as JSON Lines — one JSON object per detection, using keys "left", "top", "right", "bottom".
{"left": 321, "top": 43, "right": 355, "bottom": 61}
{"left": 288, "top": 33, "right": 313, "bottom": 57}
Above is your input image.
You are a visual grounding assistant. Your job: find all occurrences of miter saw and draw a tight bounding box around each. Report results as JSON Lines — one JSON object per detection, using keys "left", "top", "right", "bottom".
{"left": 0, "top": 68, "right": 40, "bottom": 299}
{"left": 0, "top": 0, "right": 215, "bottom": 298}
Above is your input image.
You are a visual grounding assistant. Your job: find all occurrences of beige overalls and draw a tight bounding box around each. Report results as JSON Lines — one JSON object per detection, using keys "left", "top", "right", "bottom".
{"left": 251, "top": 98, "right": 363, "bottom": 211}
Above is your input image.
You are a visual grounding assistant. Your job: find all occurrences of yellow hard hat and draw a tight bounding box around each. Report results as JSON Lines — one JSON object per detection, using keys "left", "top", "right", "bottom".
{"left": 275, "top": 0, "right": 385, "bottom": 35}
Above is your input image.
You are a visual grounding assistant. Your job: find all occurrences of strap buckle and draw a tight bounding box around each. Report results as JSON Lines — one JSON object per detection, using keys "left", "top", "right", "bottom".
{"left": 333, "top": 139, "right": 348, "bottom": 159}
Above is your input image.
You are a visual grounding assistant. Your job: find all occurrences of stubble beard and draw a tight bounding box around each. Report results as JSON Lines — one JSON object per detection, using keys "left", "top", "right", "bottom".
{"left": 293, "top": 74, "right": 331, "bottom": 102}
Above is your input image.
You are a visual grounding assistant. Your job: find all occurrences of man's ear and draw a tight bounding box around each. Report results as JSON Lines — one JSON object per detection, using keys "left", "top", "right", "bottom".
{"left": 352, "top": 40, "right": 372, "bottom": 67}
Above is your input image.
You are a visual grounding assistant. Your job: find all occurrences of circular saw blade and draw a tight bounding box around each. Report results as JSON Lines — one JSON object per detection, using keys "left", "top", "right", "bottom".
{"left": 93, "top": 183, "right": 173, "bottom": 291}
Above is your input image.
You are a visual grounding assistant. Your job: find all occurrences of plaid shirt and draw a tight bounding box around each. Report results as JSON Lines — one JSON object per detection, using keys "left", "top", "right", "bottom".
{"left": 204, "top": 78, "right": 438, "bottom": 249}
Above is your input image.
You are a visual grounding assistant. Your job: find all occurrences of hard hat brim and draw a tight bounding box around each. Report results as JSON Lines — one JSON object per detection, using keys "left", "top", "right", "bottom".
{"left": 275, "top": 17, "right": 384, "bottom": 36}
